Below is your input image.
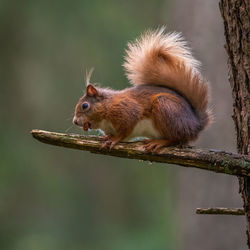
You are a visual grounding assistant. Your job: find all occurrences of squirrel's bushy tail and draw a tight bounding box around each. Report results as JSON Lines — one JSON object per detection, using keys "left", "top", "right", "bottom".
{"left": 123, "top": 27, "right": 212, "bottom": 128}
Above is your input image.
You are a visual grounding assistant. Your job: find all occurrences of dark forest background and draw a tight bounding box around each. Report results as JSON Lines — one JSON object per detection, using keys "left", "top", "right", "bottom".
{"left": 0, "top": 0, "right": 246, "bottom": 249}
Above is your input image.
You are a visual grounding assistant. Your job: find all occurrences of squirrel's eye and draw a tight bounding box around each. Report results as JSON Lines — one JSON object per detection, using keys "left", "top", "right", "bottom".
{"left": 82, "top": 103, "right": 89, "bottom": 110}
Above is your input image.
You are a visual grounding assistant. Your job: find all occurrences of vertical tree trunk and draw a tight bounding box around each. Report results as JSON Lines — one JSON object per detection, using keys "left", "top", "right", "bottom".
{"left": 219, "top": 0, "right": 250, "bottom": 247}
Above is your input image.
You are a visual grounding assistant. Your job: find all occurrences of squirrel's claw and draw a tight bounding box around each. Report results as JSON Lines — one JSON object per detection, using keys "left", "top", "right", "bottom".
{"left": 144, "top": 139, "right": 173, "bottom": 153}
{"left": 100, "top": 140, "right": 112, "bottom": 149}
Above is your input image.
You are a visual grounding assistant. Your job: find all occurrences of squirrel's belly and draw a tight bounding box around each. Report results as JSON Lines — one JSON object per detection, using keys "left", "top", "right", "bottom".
{"left": 125, "top": 118, "right": 161, "bottom": 141}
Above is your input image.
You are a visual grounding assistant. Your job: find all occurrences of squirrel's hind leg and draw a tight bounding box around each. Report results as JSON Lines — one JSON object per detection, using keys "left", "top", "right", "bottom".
{"left": 150, "top": 93, "right": 199, "bottom": 146}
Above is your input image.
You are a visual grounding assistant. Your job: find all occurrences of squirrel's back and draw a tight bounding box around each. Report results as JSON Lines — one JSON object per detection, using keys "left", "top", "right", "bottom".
{"left": 123, "top": 27, "right": 212, "bottom": 129}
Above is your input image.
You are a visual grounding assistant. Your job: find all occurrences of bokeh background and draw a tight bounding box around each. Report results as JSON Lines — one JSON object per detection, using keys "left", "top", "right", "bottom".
{"left": 0, "top": 0, "right": 247, "bottom": 249}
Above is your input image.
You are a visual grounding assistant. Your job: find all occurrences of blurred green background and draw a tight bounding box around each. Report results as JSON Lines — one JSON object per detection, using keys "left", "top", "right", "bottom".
{"left": 0, "top": 0, "right": 247, "bottom": 250}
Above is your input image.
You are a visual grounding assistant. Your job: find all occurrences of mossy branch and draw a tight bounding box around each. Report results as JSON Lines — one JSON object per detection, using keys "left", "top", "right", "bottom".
{"left": 30, "top": 129, "right": 250, "bottom": 177}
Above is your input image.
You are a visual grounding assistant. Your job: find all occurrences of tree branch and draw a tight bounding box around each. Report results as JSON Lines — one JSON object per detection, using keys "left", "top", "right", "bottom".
{"left": 31, "top": 129, "right": 250, "bottom": 177}
{"left": 196, "top": 207, "right": 245, "bottom": 215}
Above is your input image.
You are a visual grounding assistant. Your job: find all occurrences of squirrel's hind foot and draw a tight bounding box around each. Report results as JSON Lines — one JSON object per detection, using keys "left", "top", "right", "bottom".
{"left": 144, "top": 139, "right": 175, "bottom": 153}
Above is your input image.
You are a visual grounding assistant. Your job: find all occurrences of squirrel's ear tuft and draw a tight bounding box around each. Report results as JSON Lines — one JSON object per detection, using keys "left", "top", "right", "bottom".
{"left": 86, "top": 84, "right": 98, "bottom": 97}
{"left": 85, "top": 68, "right": 94, "bottom": 86}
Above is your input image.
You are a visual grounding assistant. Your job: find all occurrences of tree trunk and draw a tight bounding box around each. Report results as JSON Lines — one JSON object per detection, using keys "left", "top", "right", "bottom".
{"left": 219, "top": 0, "right": 250, "bottom": 246}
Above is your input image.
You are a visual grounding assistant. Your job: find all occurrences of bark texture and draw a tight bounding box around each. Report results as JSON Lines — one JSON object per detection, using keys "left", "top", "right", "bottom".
{"left": 31, "top": 129, "right": 250, "bottom": 177}
{"left": 196, "top": 207, "right": 245, "bottom": 215}
{"left": 219, "top": 0, "right": 250, "bottom": 246}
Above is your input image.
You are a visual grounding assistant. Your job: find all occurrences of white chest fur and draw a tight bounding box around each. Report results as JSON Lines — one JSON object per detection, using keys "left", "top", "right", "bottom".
{"left": 98, "top": 118, "right": 161, "bottom": 141}
{"left": 125, "top": 118, "right": 161, "bottom": 141}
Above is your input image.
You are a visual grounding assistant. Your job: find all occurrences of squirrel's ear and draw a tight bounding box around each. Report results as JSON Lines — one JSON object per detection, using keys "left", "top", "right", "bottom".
{"left": 86, "top": 84, "right": 98, "bottom": 97}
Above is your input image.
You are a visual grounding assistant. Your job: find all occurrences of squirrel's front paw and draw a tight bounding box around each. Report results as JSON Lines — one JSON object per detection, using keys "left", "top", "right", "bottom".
{"left": 100, "top": 136, "right": 121, "bottom": 150}
{"left": 99, "top": 135, "right": 112, "bottom": 141}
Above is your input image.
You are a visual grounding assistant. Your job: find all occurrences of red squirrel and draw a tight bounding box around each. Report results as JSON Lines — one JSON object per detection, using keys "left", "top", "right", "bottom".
{"left": 73, "top": 27, "right": 212, "bottom": 151}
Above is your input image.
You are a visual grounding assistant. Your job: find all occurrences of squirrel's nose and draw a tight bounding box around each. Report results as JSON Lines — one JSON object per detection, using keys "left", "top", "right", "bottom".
{"left": 73, "top": 117, "right": 78, "bottom": 125}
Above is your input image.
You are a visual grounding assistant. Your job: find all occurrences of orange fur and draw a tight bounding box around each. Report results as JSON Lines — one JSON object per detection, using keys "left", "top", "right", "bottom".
{"left": 73, "top": 27, "right": 213, "bottom": 151}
